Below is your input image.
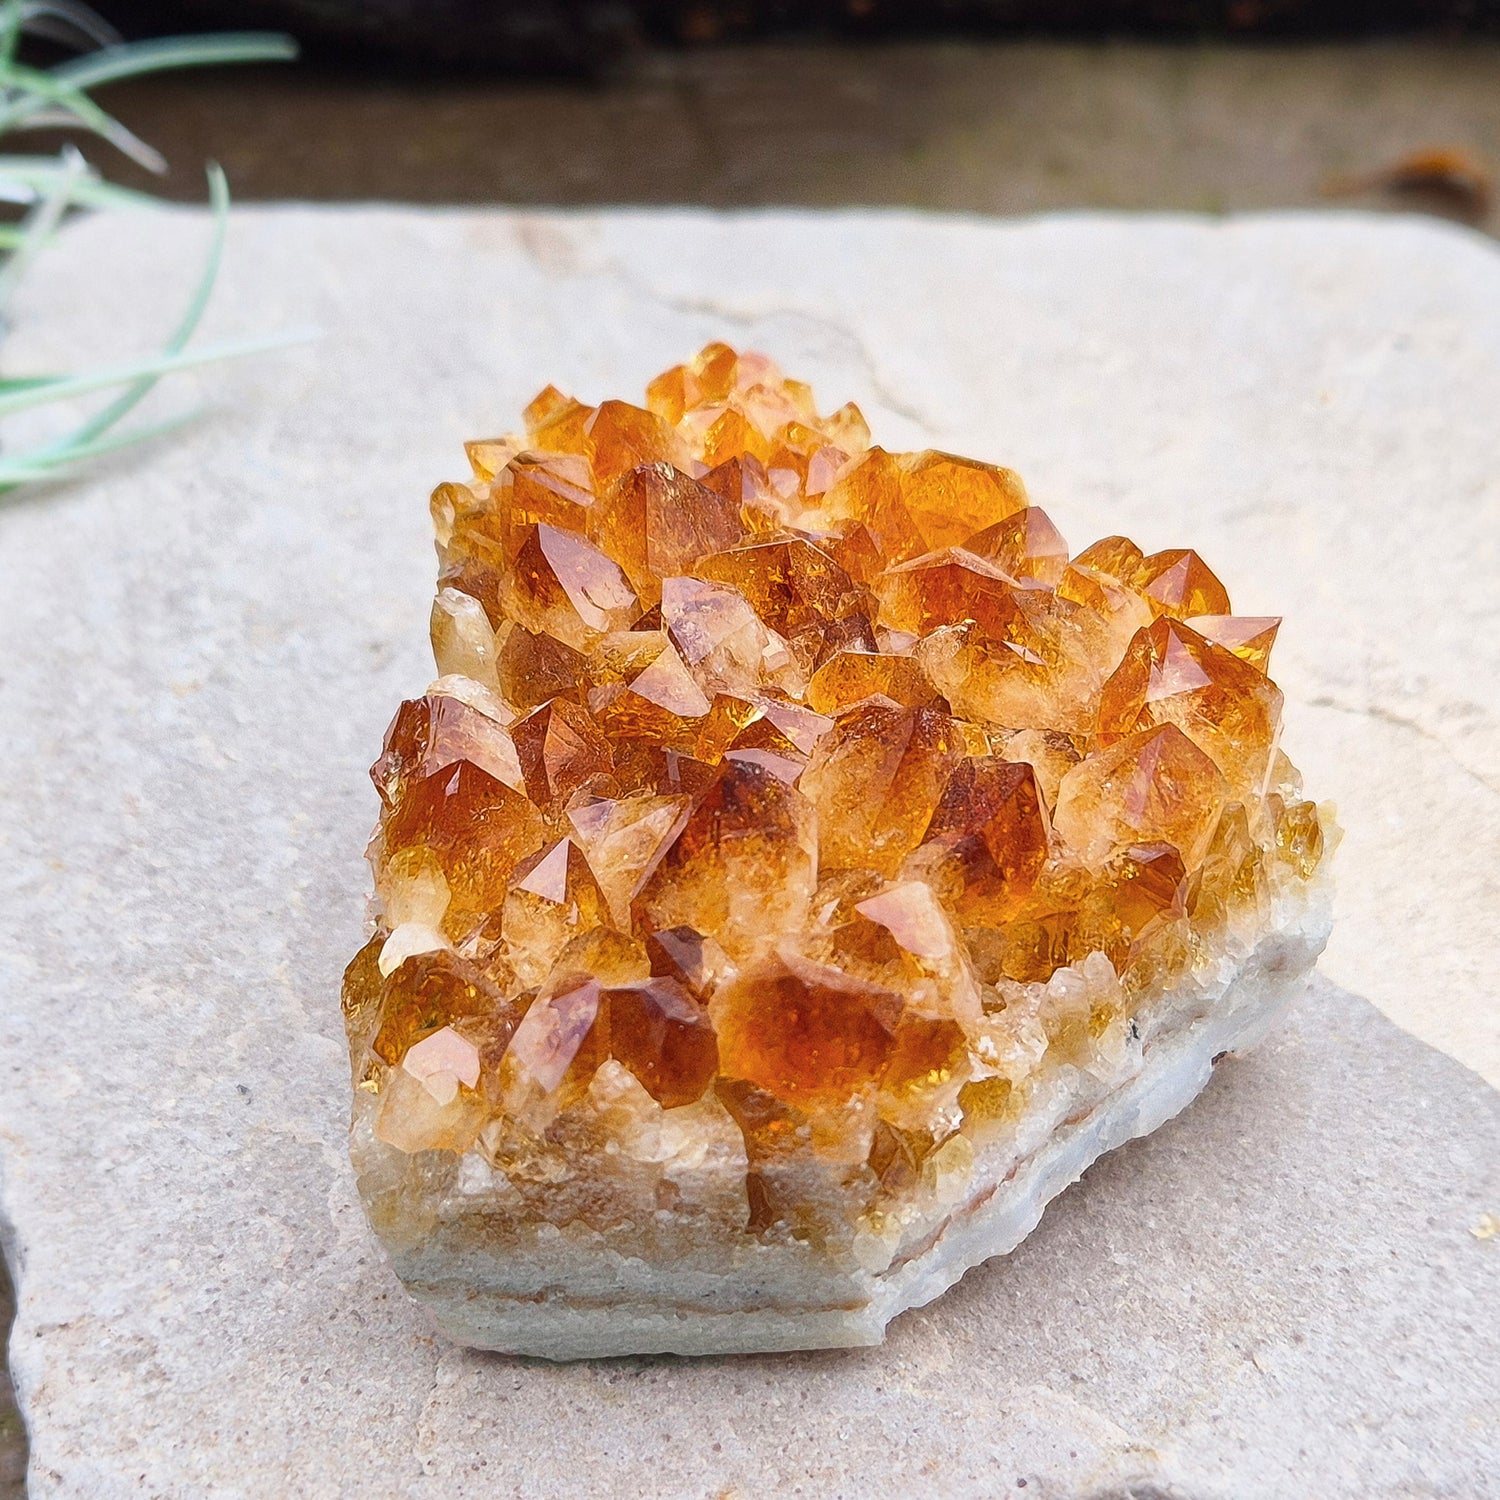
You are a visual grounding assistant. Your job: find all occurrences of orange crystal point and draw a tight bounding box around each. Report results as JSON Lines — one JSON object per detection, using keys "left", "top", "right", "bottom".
{"left": 502, "top": 837, "right": 612, "bottom": 986}
{"left": 694, "top": 536, "right": 869, "bottom": 645}
{"left": 615, "top": 462, "right": 748, "bottom": 599}
{"left": 594, "top": 638, "right": 714, "bottom": 753}
{"left": 499, "top": 522, "right": 639, "bottom": 650}
{"left": 601, "top": 976, "right": 719, "bottom": 1107}
{"left": 875, "top": 546, "right": 1022, "bottom": 640}
{"left": 799, "top": 699, "right": 966, "bottom": 877}
{"left": 1103, "top": 841, "right": 1189, "bottom": 946}
{"left": 1186, "top": 614, "right": 1280, "bottom": 671}
{"left": 566, "top": 791, "right": 692, "bottom": 928}
{"left": 1135, "top": 548, "right": 1232, "bottom": 620}
{"left": 584, "top": 400, "right": 689, "bottom": 488}
{"left": 380, "top": 759, "right": 546, "bottom": 941}
{"left": 962, "top": 504, "right": 1071, "bottom": 586}
{"left": 1053, "top": 723, "right": 1228, "bottom": 867}
{"left": 511, "top": 696, "right": 614, "bottom": 810}
{"left": 373, "top": 692, "right": 524, "bottom": 806}
{"left": 349, "top": 345, "right": 1331, "bottom": 1324}
{"left": 805, "top": 650, "right": 942, "bottom": 715}
{"left": 363, "top": 948, "right": 520, "bottom": 1070}
{"left": 633, "top": 757, "right": 816, "bottom": 959}
{"left": 495, "top": 451, "right": 596, "bottom": 542}
{"left": 646, "top": 924, "right": 733, "bottom": 996}
{"left": 897, "top": 450, "right": 1028, "bottom": 550}
{"left": 1098, "top": 617, "right": 1283, "bottom": 796}
{"left": 823, "top": 448, "right": 925, "bottom": 564}
{"left": 911, "top": 756, "right": 1051, "bottom": 925}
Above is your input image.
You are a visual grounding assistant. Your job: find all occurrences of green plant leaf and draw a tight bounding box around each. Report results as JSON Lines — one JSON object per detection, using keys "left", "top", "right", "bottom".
{"left": 0, "top": 406, "right": 199, "bottom": 489}
{"left": 0, "top": 141, "right": 84, "bottom": 315}
{"left": 0, "top": 60, "right": 166, "bottom": 171}
{"left": 0, "top": 4, "right": 303, "bottom": 494}
{"left": 38, "top": 157, "right": 233, "bottom": 447}
{"left": 0, "top": 155, "right": 159, "bottom": 210}
{"left": 52, "top": 31, "right": 298, "bottom": 91}
{"left": 0, "top": 328, "right": 313, "bottom": 418}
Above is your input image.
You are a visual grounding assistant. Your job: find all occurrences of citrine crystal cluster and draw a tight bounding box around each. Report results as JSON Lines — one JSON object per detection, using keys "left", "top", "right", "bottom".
{"left": 343, "top": 345, "right": 1332, "bottom": 1358}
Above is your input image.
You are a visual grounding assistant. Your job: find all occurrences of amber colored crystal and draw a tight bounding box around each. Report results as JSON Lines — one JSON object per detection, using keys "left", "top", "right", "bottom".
{"left": 911, "top": 756, "right": 1051, "bottom": 925}
{"left": 646, "top": 924, "right": 734, "bottom": 997}
{"left": 1135, "top": 548, "right": 1232, "bottom": 620}
{"left": 567, "top": 791, "right": 692, "bottom": 928}
{"left": 431, "top": 587, "right": 502, "bottom": 687}
{"left": 502, "top": 837, "right": 612, "bottom": 987}
{"left": 633, "top": 758, "right": 816, "bottom": 959}
{"left": 1102, "top": 842, "right": 1188, "bottom": 944}
{"left": 805, "top": 650, "right": 941, "bottom": 715}
{"left": 353, "top": 343, "right": 1326, "bottom": 1177}
{"left": 874, "top": 547, "right": 1019, "bottom": 641}
{"left": 523, "top": 384, "right": 579, "bottom": 435}
{"left": 496, "top": 451, "right": 596, "bottom": 540}
{"left": 600, "top": 976, "right": 719, "bottom": 1107}
{"left": 799, "top": 700, "right": 965, "bottom": 876}
{"left": 1073, "top": 536, "right": 1145, "bottom": 578}
{"left": 881, "top": 1014, "right": 970, "bottom": 1097}
{"left": 498, "top": 522, "right": 639, "bottom": 651}
{"left": 912, "top": 592, "right": 1117, "bottom": 738}
{"left": 1187, "top": 801, "right": 1262, "bottom": 926}
{"left": 1056, "top": 537, "right": 1155, "bottom": 660}
{"left": 594, "top": 639, "right": 714, "bottom": 753}
{"left": 1275, "top": 797, "right": 1326, "bottom": 878}
{"left": 381, "top": 760, "right": 546, "bottom": 940}
{"left": 1186, "top": 614, "right": 1280, "bottom": 671}
{"left": 1053, "top": 724, "right": 1228, "bottom": 868}
{"left": 494, "top": 621, "right": 589, "bottom": 711}
{"left": 962, "top": 505, "right": 1070, "bottom": 587}
{"left": 367, "top": 949, "right": 524, "bottom": 1070}
{"left": 511, "top": 697, "right": 615, "bottom": 811}
{"left": 599, "top": 462, "right": 747, "bottom": 604}
{"left": 1097, "top": 618, "right": 1283, "bottom": 797}
{"left": 897, "top": 450, "right": 1028, "bottom": 551}
{"left": 584, "top": 400, "right": 689, "bottom": 489}
{"left": 464, "top": 438, "right": 518, "bottom": 484}
{"left": 373, "top": 693, "right": 524, "bottom": 808}
{"left": 822, "top": 447, "right": 926, "bottom": 564}
{"left": 694, "top": 537, "right": 866, "bottom": 643}
{"left": 496, "top": 976, "right": 607, "bottom": 1123}
{"left": 714, "top": 951, "right": 903, "bottom": 1107}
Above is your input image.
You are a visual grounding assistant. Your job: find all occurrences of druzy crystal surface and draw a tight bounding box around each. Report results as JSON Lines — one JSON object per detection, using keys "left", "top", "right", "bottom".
{"left": 343, "top": 345, "right": 1332, "bottom": 1357}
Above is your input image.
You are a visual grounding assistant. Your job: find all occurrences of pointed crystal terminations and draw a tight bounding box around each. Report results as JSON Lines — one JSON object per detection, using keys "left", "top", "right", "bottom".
{"left": 344, "top": 344, "right": 1333, "bottom": 1359}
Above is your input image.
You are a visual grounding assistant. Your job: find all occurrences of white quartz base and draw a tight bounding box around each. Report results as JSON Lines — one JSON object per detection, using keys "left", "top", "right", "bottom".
{"left": 411, "top": 917, "right": 1320, "bottom": 1360}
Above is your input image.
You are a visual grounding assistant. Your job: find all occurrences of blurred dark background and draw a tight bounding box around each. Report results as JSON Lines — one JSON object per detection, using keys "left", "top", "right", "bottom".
{"left": 122, "top": 1, "right": 1500, "bottom": 71}
{"left": 18, "top": 3, "right": 1492, "bottom": 228}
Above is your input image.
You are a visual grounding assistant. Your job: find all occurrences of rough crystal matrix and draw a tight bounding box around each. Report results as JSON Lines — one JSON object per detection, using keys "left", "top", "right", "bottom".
{"left": 343, "top": 345, "right": 1333, "bottom": 1357}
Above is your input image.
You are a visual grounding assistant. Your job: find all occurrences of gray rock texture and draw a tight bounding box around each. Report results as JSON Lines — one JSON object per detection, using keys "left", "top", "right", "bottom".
{"left": 0, "top": 206, "right": 1497, "bottom": 1496}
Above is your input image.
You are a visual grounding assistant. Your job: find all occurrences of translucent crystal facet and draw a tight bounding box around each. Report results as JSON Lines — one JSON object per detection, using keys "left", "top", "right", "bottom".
{"left": 345, "top": 344, "right": 1329, "bottom": 1317}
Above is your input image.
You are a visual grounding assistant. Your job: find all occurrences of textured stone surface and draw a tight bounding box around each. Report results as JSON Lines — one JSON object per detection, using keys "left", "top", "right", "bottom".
{"left": 1, "top": 206, "right": 1498, "bottom": 1494}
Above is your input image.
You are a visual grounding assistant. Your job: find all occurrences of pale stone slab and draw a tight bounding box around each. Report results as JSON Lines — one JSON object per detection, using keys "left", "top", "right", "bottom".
{"left": 0, "top": 206, "right": 1497, "bottom": 1496}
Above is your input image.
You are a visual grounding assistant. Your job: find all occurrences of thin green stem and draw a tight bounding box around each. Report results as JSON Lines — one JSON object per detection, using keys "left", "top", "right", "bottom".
{"left": 0, "top": 138, "right": 81, "bottom": 315}
{"left": 38, "top": 159, "right": 228, "bottom": 448}
{"left": 0, "top": 1, "right": 22, "bottom": 70}
{"left": 0, "top": 2, "right": 303, "bottom": 493}
{"left": 53, "top": 32, "right": 297, "bottom": 90}
{"left": 0, "top": 406, "right": 197, "bottom": 488}
{"left": 0, "top": 328, "right": 313, "bottom": 418}
{"left": 0, "top": 157, "right": 158, "bottom": 210}
{"left": 0, "top": 60, "right": 165, "bottom": 171}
